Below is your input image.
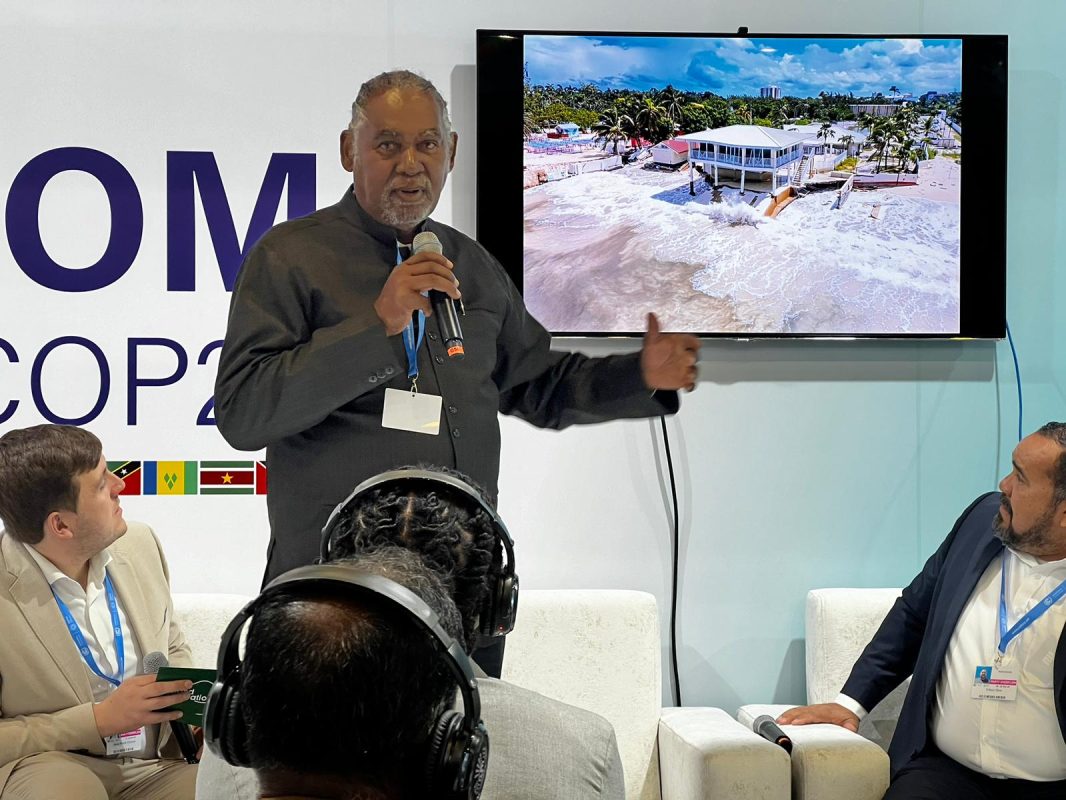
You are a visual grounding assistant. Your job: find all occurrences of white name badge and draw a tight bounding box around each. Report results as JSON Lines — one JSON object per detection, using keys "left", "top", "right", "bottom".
{"left": 105, "top": 726, "right": 146, "bottom": 755}
{"left": 970, "top": 665, "right": 1018, "bottom": 701}
{"left": 382, "top": 388, "right": 442, "bottom": 435}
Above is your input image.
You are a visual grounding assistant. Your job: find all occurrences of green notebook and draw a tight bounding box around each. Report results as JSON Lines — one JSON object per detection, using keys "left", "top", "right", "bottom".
{"left": 157, "top": 667, "right": 217, "bottom": 726}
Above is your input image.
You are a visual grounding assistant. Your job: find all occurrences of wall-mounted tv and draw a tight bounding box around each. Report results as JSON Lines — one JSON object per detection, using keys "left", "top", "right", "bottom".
{"left": 476, "top": 30, "right": 1007, "bottom": 339}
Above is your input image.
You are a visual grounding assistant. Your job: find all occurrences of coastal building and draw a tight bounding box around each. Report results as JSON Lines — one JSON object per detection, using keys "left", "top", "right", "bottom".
{"left": 784, "top": 122, "right": 868, "bottom": 156}
{"left": 849, "top": 103, "right": 903, "bottom": 117}
{"left": 651, "top": 139, "right": 689, "bottom": 167}
{"left": 760, "top": 86, "right": 782, "bottom": 99}
{"left": 678, "top": 124, "right": 809, "bottom": 193}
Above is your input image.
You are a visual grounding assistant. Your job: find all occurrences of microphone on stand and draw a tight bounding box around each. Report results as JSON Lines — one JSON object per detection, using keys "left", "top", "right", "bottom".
{"left": 752, "top": 715, "right": 793, "bottom": 754}
{"left": 143, "top": 651, "right": 199, "bottom": 764}
{"left": 412, "top": 231, "right": 465, "bottom": 359}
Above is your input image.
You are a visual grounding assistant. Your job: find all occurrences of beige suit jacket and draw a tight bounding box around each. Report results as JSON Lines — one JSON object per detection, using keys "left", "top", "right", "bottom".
{"left": 0, "top": 521, "right": 191, "bottom": 789}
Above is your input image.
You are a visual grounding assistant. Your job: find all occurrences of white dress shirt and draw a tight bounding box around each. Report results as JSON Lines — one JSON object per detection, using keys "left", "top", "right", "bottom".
{"left": 839, "top": 548, "right": 1066, "bottom": 781}
{"left": 27, "top": 545, "right": 157, "bottom": 759}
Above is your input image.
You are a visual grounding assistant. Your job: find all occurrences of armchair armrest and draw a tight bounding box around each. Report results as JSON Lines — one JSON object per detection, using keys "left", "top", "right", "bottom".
{"left": 658, "top": 707, "right": 789, "bottom": 800}
{"left": 737, "top": 704, "right": 889, "bottom": 800}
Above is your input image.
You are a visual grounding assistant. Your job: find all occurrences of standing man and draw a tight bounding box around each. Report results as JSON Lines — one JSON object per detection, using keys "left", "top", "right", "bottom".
{"left": 214, "top": 69, "right": 700, "bottom": 587}
{"left": 0, "top": 425, "right": 197, "bottom": 799}
{"left": 779, "top": 423, "right": 1066, "bottom": 799}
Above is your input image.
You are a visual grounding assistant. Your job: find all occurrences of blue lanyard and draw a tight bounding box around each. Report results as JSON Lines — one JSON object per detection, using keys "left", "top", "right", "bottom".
{"left": 397, "top": 245, "right": 425, "bottom": 390}
{"left": 52, "top": 571, "right": 125, "bottom": 688}
{"left": 997, "top": 549, "right": 1066, "bottom": 658}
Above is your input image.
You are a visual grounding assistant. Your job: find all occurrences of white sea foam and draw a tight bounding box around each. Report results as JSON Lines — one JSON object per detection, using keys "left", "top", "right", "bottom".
{"left": 526, "top": 163, "right": 961, "bottom": 333}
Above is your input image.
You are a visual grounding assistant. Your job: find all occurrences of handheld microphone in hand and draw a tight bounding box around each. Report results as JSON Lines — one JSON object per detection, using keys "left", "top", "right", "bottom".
{"left": 143, "top": 651, "right": 199, "bottom": 764}
{"left": 752, "top": 715, "right": 793, "bottom": 754}
{"left": 412, "top": 231, "right": 465, "bottom": 359}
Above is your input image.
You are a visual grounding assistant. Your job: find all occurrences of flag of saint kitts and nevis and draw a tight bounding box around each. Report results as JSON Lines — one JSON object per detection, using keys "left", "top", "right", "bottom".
{"left": 107, "top": 461, "right": 267, "bottom": 496}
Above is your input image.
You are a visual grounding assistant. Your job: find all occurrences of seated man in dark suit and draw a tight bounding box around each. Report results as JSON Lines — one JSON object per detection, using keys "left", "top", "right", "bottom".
{"left": 204, "top": 548, "right": 485, "bottom": 800}
{"left": 780, "top": 422, "right": 1066, "bottom": 799}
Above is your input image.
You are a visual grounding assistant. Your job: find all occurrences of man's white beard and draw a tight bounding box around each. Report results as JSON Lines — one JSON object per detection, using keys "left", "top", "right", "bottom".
{"left": 379, "top": 196, "right": 433, "bottom": 230}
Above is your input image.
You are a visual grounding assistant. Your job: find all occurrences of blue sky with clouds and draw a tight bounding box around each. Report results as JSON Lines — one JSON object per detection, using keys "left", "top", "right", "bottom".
{"left": 525, "top": 36, "right": 962, "bottom": 97}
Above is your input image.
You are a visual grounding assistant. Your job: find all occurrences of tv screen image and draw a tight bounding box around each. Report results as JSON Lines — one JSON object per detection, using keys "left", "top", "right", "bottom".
{"left": 477, "top": 31, "right": 1007, "bottom": 339}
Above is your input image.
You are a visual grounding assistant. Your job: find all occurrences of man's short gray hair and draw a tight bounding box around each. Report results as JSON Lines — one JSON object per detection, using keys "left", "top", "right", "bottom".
{"left": 349, "top": 69, "right": 452, "bottom": 145}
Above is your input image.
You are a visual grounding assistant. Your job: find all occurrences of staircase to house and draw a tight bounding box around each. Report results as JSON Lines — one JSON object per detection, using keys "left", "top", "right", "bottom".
{"left": 790, "top": 155, "right": 810, "bottom": 187}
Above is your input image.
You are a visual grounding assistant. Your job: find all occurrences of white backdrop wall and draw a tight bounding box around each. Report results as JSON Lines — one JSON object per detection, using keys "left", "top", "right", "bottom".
{"left": 1, "top": 1, "right": 1064, "bottom": 711}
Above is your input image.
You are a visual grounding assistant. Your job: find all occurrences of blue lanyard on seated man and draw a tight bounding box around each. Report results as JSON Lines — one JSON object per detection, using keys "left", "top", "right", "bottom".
{"left": 53, "top": 572, "right": 152, "bottom": 754}
{"left": 52, "top": 571, "right": 125, "bottom": 687}
{"left": 995, "top": 549, "right": 1066, "bottom": 668}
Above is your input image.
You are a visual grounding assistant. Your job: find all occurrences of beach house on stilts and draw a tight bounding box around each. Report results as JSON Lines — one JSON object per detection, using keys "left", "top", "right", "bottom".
{"left": 679, "top": 125, "right": 809, "bottom": 195}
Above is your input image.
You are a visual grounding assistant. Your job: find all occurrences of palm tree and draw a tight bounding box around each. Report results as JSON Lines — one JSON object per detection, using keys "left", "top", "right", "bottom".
{"left": 522, "top": 112, "right": 539, "bottom": 140}
{"left": 839, "top": 134, "right": 855, "bottom": 156}
{"left": 592, "top": 108, "right": 633, "bottom": 155}
{"left": 895, "top": 104, "right": 918, "bottom": 133}
{"left": 895, "top": 136, "right": 917, "bottom": 174}
{"left": 772, "top": 103, "right": 790, "bottom": 128}
{"left": 634, "top": 96, "right": 669, "bottom": 143}
{"left": 919, "top": 115, "right": 937, "bottom": 158}
{"left": 817, "top": 121, "right": 836, "bottom": 152}
{"left": 867, "top": 119, "right": 897, "bottom": 173}
{"left": 732, "top": 101, "right": 753, "bottom": 125}
{"left": 658, "top": 85, "right": 686, "bottom": 132}
{"left": 948, "top": 100, "right": 962, "bottom": 126}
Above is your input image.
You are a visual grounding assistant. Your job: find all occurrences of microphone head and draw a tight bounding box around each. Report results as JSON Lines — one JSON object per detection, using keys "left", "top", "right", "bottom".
{"left": 142, "top": 650, "right": 169, "bottom": 675}
{"left": 412, "top": 231, "right": 443, "bottom": 256}
{"left": 752, "top": 714, "right": 793, "bottom": 753}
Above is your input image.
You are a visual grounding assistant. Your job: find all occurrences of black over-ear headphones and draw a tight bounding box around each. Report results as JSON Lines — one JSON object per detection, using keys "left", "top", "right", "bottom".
{"left": 203, "top": 563, "right": 490, "bottom": 800}
{"left": 318, "top": 469, "right": 519, "bottom": 638}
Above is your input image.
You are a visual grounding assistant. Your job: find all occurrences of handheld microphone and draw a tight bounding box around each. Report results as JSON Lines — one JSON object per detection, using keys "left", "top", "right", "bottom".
{"left": 412, "top": 231, "right": 465, "bottom": 359}
{"left": 143, "top": 651, "right": 199, "bottom": 764}
{"left": 752, "top": 715, "right": 793, "bottom": 754}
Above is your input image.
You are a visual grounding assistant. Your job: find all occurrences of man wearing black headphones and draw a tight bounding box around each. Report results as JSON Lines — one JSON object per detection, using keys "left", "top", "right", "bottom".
{"left": 202, "top": 547, "right": 488, "bottom": 800}
{"left": 197, "top": 466, "right": 624, "bottom": 800}
{"left": 322, "top": 466, "right": 625, "bottom": 800}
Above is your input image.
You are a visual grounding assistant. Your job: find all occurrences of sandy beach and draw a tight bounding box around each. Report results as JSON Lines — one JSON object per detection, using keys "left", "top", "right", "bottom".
{"left": 889, "top": 157, "right": 961, "bottom": 203}
{"left": 523, "top": 155, "right": 961, "bottom": 335}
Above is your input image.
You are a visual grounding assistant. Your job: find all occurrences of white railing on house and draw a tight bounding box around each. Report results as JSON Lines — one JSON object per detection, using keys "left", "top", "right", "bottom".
{"left": 690, "top": 151, "right": 801, "bottom": 169}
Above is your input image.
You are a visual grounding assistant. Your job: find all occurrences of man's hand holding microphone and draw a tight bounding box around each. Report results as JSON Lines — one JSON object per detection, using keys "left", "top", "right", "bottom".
{"left": 373, "top": 237, "right": 461, "bottom": 337}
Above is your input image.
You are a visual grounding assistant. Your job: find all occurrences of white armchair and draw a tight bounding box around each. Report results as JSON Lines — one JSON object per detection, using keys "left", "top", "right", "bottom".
{"left": 503, "top": 590, "right": 789, "bottom": 800}
{"left": 173, "top": 592, "right": 252, "bottom": 668}
{"left": 737, "top": 588, "right": 905, "bottom": 800}
{"left": 175, "top": 589, "right": 791, "bottom": 800}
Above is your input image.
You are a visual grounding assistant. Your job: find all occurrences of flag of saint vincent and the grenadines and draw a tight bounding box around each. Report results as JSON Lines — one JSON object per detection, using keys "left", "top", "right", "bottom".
{"left": 107, "top": 460, "right": 267, "bottom": 496}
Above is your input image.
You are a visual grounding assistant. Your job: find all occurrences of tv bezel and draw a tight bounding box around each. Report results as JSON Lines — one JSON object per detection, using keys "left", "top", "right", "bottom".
{"left": 475, "top": 29, "right": 1008, "bottom": 340}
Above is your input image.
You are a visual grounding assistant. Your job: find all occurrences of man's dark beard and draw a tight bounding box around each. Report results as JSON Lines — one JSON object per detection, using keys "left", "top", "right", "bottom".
{"left": 993, "top": 501, "right": 1056, "bottom": 554}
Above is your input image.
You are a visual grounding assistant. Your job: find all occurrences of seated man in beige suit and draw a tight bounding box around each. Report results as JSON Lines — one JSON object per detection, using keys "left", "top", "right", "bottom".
{"left": 0, "top": 424, "right": 197, "bottom": 799}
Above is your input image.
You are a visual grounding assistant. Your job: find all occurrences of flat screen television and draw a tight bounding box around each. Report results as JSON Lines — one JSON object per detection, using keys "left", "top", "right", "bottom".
{"left": 476, "top": 30, "right": 1007, "bottom": 338}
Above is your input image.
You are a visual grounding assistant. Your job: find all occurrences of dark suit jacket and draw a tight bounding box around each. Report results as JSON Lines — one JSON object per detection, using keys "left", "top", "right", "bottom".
{"left": 841, "top": 492, "right": 1066, "bottom": 775}
{"left": 214, "top": 191, "right": 678, "bottom": 583}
